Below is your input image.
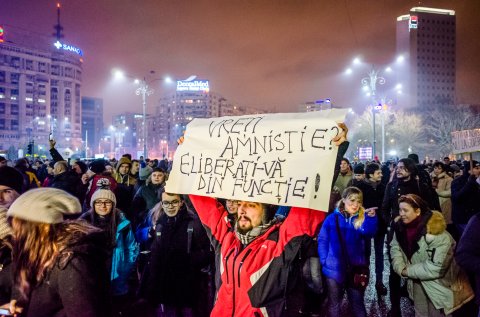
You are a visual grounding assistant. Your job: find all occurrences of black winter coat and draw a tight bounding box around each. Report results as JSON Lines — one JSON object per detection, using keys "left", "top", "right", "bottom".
{"left": 50, "top": 171, "right": 85, "bottom": 203}
{"left": 356, "top": 179, "right": 386, "bottom": 232}
{"left": 19, "top": 232, "right": 111, "bottom": 317}
{"left": 140, "top": 207, "right": 212, "bottom": 307}
{"left": 456, "top": 213, "right": 480, "bottom": 304}
{"left": 0, "top": 239, "right": 12, "bottom": 305}
{"left": 382, "top": 177, "right": 438, "bottom": 226}
{"left": 451, "top": 174, "right": 480, "bottom": 225}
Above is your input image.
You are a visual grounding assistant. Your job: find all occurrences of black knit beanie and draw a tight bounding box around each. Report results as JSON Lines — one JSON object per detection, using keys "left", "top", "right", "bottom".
{"left": 0, "top": 166, "right": 24, "bottom": 194}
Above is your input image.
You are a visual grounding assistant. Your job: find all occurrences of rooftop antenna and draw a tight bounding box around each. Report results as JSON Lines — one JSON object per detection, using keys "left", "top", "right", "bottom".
{"left": 53, "top": 2, "right": 64, "bottom": 40}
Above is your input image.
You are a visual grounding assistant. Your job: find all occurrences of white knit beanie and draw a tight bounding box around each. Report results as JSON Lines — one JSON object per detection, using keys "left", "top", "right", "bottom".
{"left": 7, "top": 188, "right": 81, "bottom": 224}
{"left": 91, "top": 188, "right": 117, "bottom": 206}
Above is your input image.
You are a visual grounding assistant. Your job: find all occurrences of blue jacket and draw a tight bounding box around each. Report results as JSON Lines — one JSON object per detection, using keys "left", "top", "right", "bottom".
{"left": 111, "top": 213, "right": 139, "bottom": 296}
{"left": 317, "top": 208, "right": 377, "bottom": 284}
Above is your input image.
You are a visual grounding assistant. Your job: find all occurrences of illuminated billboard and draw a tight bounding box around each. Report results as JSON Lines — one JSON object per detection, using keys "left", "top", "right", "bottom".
{"left": 176, "top": 80, "right": 209, "bottom": 92}
{"left": 409, "top": 15, "right": 418, "bottom": 29}
{"left": 359, "top": 147, "right": 373, "bottom": 160}
{"left": 53, "top": 40, "right": 83, "bottom": 56}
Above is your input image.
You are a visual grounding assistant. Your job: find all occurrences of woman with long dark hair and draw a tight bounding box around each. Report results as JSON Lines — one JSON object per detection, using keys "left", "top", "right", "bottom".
{"left": 80, "top": 185, "right": 138, "bottom": 315}
{"left": 390, "top": 194, "right": 474, "bottom": 316}
{"left": 5, "top": 188, "right": 111, "bottom": 317}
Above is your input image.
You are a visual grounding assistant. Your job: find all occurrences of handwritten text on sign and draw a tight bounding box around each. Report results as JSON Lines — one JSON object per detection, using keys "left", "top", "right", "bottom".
{"left": 451, "top": 128, "right": 480, "bottom": 154}
{"left": 166, "top": 110, "right": 348, "bottom": 211}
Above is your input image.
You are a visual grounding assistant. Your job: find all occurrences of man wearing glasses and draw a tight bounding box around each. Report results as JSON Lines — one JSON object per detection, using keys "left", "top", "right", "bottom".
{"left": 140, "top": 192, "right": 212, "bottom": 317}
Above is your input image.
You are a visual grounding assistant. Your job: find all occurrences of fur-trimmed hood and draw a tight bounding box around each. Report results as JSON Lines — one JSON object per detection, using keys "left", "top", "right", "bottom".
{"left": 425, "top": 210, "right": 446, "bottom": 243}
{"left": 426, "top": 210, "right": 446, "bottom": 235}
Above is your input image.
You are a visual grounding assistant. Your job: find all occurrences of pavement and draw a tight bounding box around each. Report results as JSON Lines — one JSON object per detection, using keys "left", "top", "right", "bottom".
{"left": 341, "top": 243, "right": 415, "bottom": 317}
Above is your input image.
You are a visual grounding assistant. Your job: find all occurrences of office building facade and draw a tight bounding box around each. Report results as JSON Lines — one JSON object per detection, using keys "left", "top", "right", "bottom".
{"left": 396, "top": 7, "right": 456, "bottom": 108}
{"left": 0, "top": 25, "right": 83, "bottom": 154}
{"left": 81, "top": 96, "right": 103, "bottom": 157}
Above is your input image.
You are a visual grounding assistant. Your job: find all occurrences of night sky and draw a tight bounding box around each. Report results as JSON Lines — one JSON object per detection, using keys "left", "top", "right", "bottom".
{"left": 1, "top": 0, "right": 480, "bottom": 123}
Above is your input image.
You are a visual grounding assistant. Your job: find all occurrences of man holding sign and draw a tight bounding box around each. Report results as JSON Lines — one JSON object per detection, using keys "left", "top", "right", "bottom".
{"left": 167, "top": 110, "right": 349, "bottom": 317}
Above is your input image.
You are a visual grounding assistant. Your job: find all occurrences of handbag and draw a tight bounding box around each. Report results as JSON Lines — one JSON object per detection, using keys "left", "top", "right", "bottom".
{"left": 335, "top": 214, "right": 370, "bottom": 291}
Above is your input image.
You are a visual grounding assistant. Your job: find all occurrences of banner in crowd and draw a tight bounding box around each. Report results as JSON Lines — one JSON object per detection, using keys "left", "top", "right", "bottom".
{"left": 166, "top": 109, "right": 348, "bottom": 211}
{"left": 451, "top": 128, "right": 480, "bottom": 154}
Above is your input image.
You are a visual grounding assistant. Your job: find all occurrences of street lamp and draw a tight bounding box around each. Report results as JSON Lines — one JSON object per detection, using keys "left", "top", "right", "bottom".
{"left": 135, "top": 77, "right": 154, "bottom": 158}
{"left": 345, "top": 56, "right": 404, "bottom": 162}
{"left": 361, "top": 67, "right": 385, "bottom": 160}
{"left": 112, "top": 69, "right": 180, "bottom": 158}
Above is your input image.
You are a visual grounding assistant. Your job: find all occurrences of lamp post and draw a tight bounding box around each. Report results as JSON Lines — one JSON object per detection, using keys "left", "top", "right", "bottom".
{"left": 135, "top": 78, "right": 154, "bottom": 159}
{"left": 345, "top": 56, "right": 404, "bottom": 162}
{"left": 361, "top": 67, "right": 385, "bottom": 160}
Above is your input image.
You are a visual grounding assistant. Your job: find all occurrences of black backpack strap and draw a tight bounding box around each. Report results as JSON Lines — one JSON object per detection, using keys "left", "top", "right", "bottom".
{"left": 187, "top": 219, "right": 194, "bottom": 254}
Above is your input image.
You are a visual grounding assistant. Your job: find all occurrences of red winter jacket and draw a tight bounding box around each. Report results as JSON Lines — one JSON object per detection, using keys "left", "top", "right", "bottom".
{"left": 189, "top": 195, "right": 326, "bottom": 317}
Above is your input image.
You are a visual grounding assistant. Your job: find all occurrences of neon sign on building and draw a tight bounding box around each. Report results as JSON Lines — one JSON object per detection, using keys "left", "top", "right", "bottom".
{"left": 409, "top": 16, "right": 418, "bottom": 29}
{"left": 176, "top": 80, "right": 210, "bottom": 92}
{"left": 53, "top": 40, "right": 83, "bottom": 56}
{"left": 0, "top": 26, "right": 4, "bottom": 43}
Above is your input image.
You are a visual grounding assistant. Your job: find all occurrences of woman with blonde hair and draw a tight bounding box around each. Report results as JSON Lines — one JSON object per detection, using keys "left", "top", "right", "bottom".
{"left": 5, "top": 188, "right": 111, "bottom": 317}
{"left": 318, "top": 186, "right": 377, "bottom": 317}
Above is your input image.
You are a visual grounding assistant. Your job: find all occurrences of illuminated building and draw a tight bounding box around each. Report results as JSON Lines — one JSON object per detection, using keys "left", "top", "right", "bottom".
{"left": 0, "top": 5, "right": 84, "bottom": 154}
{"left": 148, "top": 79, "right": 267, "bottom": 157}
{"left": 81, "top": 97, "right": 103, "bottom": 157}
{"left": 299, "top": 99, "right": 333, "bottom": 112}
{"left": 396, "top": 7, "right": 456, "bottom": 108}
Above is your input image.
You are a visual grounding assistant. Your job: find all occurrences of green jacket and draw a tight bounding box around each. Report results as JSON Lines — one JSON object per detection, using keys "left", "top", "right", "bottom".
{"left": 390, "top": 211, "right": 474, "bottom": 315}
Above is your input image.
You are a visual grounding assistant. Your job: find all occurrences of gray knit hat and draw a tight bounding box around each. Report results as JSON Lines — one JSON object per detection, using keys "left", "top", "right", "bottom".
{"left": 7, "top": 188, "right": 81, "bottom": 224}
{"left": 91, "top": 188, "right": 116, "bottom": 206}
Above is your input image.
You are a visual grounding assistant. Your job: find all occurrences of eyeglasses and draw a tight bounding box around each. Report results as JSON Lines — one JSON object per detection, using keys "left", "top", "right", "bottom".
{"left": 226, "top": 200, "right": 239, "bottom": 205}
{"left": 162, "top": 200, "right": 180, "bottom": 208}
{"left": 94, "top": 200, "right": 113, "bottom": 207}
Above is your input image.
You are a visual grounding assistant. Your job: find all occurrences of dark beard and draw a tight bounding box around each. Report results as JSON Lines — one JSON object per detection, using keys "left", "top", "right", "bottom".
{"left": 236, "top": 226, "right": 251, "bottom": 235}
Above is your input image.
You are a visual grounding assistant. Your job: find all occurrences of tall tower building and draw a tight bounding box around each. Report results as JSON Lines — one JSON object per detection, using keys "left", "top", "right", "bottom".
{"left": 81, "top": 97, "right": 103, "bottom": 156}
{"left": 396, "top": 7, "right": 456, "bottom": 108}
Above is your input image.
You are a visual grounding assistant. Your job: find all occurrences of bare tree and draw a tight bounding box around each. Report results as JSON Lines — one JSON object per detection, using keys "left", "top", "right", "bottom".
{"left": 388, "top": 111, "right": 427, "bottom": 158}
{"left": 422, "top": 105, "right": 480, "bottom": 157}
{"left": 348, "top": 106, "right": 480, "bottom": 161}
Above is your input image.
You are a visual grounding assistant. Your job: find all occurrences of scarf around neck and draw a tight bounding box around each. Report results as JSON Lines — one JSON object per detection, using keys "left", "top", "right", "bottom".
{"left": 235, "top": 218, "right": 277, "bottom": 246}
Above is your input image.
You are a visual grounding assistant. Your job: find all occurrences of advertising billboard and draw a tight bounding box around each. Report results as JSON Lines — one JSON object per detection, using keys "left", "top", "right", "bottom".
{"left": 176, "top": 80, "right": 209, "bottom": 92}
{"left": 359, "top": 147, "right": 373, "bottom": 160}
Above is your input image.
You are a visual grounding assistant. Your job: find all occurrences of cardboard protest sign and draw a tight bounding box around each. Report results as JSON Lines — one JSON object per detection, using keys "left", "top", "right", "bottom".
{"left": 451, "top": 128, "right": 480, "bottom": 154}
{"left": 165, "top": 109, "right": 348, "bottom": 212}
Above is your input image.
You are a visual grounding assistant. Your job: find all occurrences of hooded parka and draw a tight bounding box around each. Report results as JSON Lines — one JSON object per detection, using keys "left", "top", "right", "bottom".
{"left": 390, "top": 211, "right": 474, "bottom": 315}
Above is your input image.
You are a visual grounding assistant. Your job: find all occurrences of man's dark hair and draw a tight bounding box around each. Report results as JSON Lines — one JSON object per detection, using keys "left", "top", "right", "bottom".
{"left": 407, "top": 153, "right": 420, "bottom": 164}
{"left": 433, "top": 161, "right": 445, "bottom": 171}
{"left": 122, "top": 153, "right": 132, "bottom": 161}
{"left": 341, "top": 158, "right": 350, "bottom": 165}
{"left": 163, "top": 192, "right": 183, "bottom": 200}
{"left": 365, "top": 163, "right": 381, "bottom": 179}
{"left": 399, "top": 158, "right": 417, "bottom": 176}
{"left": 263, "top": 204, "right": 278, "bottom": 223}
{"left": 443, "top": 157, "right": 450, "bottom": 161}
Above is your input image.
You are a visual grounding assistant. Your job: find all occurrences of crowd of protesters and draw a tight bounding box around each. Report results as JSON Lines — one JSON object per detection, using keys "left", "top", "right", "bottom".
{"left": 0, "top": 125, "right": 478, "bottom": 317}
